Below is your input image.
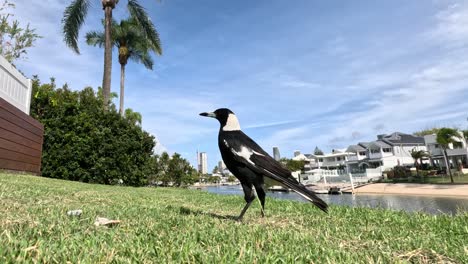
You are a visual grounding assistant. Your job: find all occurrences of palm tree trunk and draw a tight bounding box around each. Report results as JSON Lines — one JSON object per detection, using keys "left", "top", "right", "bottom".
{"left": 119, "top": 63, "right": 125, "bottom": 116}
{"left": 102, "top": 2, "right": 114, "bottom": 110}
{"left": 442, "top": 148, "right": 454, "bottom": 183}
{"left": 415, "top": 160, "right": 419, "bottom": 177}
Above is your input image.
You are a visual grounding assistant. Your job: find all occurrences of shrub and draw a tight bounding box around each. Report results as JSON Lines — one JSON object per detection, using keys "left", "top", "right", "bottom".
{"left": 391, "top": 166, "right": 411, "bottom": 179}
{"left": 30, "top": 77, "right": 155, "bottom": 186}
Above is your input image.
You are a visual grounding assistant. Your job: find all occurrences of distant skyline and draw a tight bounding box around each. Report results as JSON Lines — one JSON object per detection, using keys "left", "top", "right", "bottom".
{"left": 12, "top": 0, "right": 468, "bottom": 170}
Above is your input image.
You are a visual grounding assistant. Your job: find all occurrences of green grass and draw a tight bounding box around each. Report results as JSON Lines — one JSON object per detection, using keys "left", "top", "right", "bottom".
{"left": 1, "top": 173, "right": 467, "bottom": 263}
{"left": 381, "top": 174, "right": 468, "bottom": 184}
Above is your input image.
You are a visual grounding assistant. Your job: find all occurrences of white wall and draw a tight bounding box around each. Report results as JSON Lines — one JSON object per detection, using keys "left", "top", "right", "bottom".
{"left": 391, "top": 145, "right": 427, "bottom": 166}
{"left": 0, "top": 55, "right": 32, "bottom": 114}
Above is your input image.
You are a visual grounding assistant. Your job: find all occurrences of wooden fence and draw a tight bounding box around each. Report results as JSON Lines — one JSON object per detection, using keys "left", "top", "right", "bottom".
{"left": 0, "top": 97, "right": 43, "bottom": 174}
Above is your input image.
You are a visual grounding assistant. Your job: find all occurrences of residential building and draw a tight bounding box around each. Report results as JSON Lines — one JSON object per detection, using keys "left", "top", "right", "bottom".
{"left": 197, "top": 152, "right": 208, "bottom": 175}
{"left": 218, "top": 160, "right": 225, "bottom": 172}
{"left": 345, "top": 132, "right": 426, "bottom": 171}
{"left": 424, "top": 133, "right": 468, "bottom": 171}
{"left": 299, "top": 132, "right": 427, "bottom": 184}
{"left": 321, "top": 149, "right": 353, "bottom": 169}
{"left": 273, "top": 147, "right": 281, "bottom": 161}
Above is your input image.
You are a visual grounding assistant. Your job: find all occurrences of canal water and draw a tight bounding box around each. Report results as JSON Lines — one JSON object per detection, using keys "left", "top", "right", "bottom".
{"left": 202, "top": 185, "right": 468, "bottom": 215}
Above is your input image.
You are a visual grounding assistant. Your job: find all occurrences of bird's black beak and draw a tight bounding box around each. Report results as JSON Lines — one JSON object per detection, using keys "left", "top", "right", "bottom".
{"left": 199, "top": 112, "right": 216, "bottom": 118}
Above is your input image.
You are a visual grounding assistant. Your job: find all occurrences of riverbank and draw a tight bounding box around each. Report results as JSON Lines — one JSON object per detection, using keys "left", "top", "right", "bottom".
{"left": 346, "top": 183, "right": 468, "bottom": 197}
{"left": 1, "top": 173, "right": 467, "bottom": 263}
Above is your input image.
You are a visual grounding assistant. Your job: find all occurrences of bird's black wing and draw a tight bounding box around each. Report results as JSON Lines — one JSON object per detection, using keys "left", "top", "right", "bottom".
{"left": 224, "top": 131, "right": 328, "bottom": 213}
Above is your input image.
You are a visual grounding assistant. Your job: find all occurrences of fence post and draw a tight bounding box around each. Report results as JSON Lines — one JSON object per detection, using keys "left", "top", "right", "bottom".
{"left": 25, "top": 78, "right": 32, "bottom": 114}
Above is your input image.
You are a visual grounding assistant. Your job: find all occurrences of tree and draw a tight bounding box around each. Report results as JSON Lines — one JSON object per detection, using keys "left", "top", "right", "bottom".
{"left": 280, "top": 158, "right": 305, "bottom": 172}
{"left": 62, "top": 0, "right": 160, "bottom": 110}
{"left": 150, "top": 152, "right": 170, "bottom": 186}
{"left": 212, "top": 165, "right": 219, "bottom": 174}
{"left": 227, "top": 175, "right": 237, "bottom": 183}
{"left": 0, "top": 0, "right": 41, "bottom": 64}
{"left": 413, "top": 128, "right": 440, "bottom": 137}
{"left": 314, "top": 146, "right": 324, "bottom": 155}
{"left": 124, "top": 108, "right": 142, "bottom": 126}
{"left": 86, "top": 17, "right": 161, "bottom": 115}
{"left": 207, "top": 175, "right": 221, "bottom": 184}
{"left": 410, "top": 149, "right": 429, "bottom": 177}
{"left": 149, "top": 152, "right": 198, "bottom": 187}
{"left": 436, "top": 128, "right": 462, "bottom": 183}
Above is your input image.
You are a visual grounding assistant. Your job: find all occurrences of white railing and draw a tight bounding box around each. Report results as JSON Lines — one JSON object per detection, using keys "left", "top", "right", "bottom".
{"left": 301, "top": 167, "right": 383, "bottom": 184}
{"left": 0, "top": 55, "right": 32, "bottom": 114}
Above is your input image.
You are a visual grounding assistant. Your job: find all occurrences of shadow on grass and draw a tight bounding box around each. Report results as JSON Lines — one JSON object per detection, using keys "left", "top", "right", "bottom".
{"left": 179, "top": 206, "right": 239, "bottom": 221}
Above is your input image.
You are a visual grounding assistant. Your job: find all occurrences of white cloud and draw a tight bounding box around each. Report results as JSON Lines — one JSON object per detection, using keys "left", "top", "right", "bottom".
{"left": 430, "top": 3, "right": 468, "bottom": 47}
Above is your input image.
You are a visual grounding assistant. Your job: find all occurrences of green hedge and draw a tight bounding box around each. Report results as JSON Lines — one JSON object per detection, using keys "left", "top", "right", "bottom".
{"left": 30, "top": 77, "right": 155, "bottom": 186}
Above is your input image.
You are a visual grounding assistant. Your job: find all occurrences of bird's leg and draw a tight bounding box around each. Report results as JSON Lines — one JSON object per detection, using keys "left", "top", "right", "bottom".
{"left": 237, "top": 200, "right": 253, "bottom": 221}
{"left": 238, "top": 183, "right": 256, "bottom": 221}
{"left": 255, "top": 184, "right": 266, "bottom": 218}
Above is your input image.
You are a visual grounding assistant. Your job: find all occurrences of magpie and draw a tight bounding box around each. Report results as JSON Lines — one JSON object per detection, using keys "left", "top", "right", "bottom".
{"left": 200, "top": 108, "right": 328, "bottom": 220}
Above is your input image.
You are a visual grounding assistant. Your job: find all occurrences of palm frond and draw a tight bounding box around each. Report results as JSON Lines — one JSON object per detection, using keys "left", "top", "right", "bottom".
{"left": 85, "top": 31, "right": 105, "bottom": 47}
{"left": 436, "top": 128, "right": 462, "bottom": 147}
{"left": 127, "top": 0, "right": 162, "bottom": 55}
{"left": 62, "top": 0, "right": 91, "bottom": 54}
{"left": 129, "top": 50, "right": 154, "bottom": 70}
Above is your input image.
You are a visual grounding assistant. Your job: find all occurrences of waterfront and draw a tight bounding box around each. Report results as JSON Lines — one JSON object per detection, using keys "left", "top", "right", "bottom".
{"left": 202, "top": 185, "right": 468, "bottom": 215}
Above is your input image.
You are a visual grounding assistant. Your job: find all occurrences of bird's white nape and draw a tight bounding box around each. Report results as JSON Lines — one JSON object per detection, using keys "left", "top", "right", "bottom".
{"left": 222, "top": 114, "right": 241, "bottom": 131}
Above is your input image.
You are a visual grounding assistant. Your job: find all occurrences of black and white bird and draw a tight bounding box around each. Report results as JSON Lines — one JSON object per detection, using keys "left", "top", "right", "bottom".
{"left": 200, "top": 108, "right": 328, "bottom": 220}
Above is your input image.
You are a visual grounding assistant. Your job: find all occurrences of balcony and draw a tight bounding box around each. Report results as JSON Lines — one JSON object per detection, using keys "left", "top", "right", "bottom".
{"left": 369, "top": 152, "right": 383, "bottom": 159}
{"left": 447, "top": 148, "right": 468, "bottom": 156}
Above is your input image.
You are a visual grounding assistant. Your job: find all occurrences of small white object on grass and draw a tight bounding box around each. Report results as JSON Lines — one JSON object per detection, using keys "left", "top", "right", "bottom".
{"left": 67, "top": 210, "right": 82, "bottom": 216}
{"left": 94, "top": 217, "right": 121, "bottom": 227}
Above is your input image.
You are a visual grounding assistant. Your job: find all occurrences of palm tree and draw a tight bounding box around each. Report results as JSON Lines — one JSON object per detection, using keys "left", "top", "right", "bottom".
{"left": 62, "top": 0, "right": 160, "bottom": 110}
{"left": 86, "top": 17, "right": 161, "bottom": 115}
{"left": 436, "top": 128, "right": 462, "bottom": 183}
{"left": 410, "top": 149, "right": 429, "bottom": 177}
{"left": 124, "top": 108, "right": 142, "bottom": 126}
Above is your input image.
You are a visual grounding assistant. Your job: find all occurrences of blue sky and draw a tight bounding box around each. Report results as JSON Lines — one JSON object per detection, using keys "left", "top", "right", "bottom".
{"left": 12, "top": 0, "right": 468, "bottom": 171}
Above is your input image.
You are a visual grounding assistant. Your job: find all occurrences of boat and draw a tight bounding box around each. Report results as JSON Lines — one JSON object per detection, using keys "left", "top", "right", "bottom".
{"left": 267, "top": 185, "right": 290, "bottom": 192}
{"left": 328, "top": 186, "right": 342, "bottom": 195}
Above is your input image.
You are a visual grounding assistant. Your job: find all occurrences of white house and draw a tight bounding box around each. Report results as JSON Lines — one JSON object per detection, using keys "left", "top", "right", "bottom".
{"left": 424, "top": 132, "right": 468, "bottom": 172}
{"left": 295, "top": 132, "right": 427, "bottom": 184}
{"left": 345, "top": 132, "right": 426, "bottom": 171}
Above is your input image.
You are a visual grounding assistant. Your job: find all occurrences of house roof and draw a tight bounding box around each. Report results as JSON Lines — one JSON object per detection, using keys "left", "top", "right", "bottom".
{"left": 332, "top": 148, "right": 347, "bottom": 154}
{"left": 358, "top": 142, "right": 371, "bottom": 148}
{"left": 379, "top": 132, "right": 425, "bottom": 145}
{"left": 346, "top": 145, "right": 367, "bottom": 152}
{"left": 368, "top": 140, "right": 392, "bottom": 149}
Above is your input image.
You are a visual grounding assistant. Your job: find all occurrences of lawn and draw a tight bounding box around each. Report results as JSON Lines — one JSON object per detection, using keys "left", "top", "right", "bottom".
{"left": 382, "top": 173, "right": 468, "bottom": 184}
{"left": 1, "top": 173, "right": 467, "bottom": 263}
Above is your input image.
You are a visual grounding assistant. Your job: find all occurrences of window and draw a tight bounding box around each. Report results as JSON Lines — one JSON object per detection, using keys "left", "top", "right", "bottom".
{"left": 337, "top": 157, "right": 341, "bottom": 161}
{"left": 359, "top": 151, "right": 366, "bottom": 156}
{"left": 383, "top": 148, "right": 391, "bottom": 153}
{"left": 318, "top": 158, "right": 323, "bottom": 162}
{"left": 371, "top": 149, "right": 379, "bottom": 154}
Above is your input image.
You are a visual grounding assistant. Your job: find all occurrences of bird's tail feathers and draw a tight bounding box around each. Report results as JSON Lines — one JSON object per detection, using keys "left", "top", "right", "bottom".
{"left": 263, "top": 170, "right": 328, "bottom": 213}
{"left": 282, "top": 180, "right": 328, "bottom": 213}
